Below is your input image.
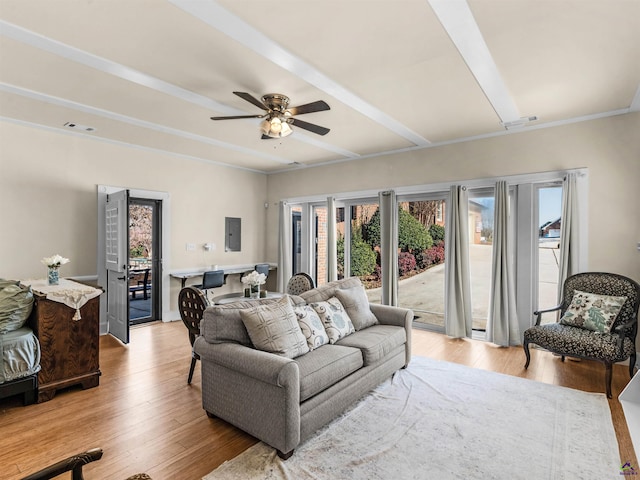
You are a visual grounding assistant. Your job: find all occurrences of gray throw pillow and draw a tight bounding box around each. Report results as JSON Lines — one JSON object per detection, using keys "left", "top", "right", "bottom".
{"left": 335, "top": 285, "right": 378, "bottom": 331}
{"left": 240, "top": 295, "right": 309, "bottom": 358}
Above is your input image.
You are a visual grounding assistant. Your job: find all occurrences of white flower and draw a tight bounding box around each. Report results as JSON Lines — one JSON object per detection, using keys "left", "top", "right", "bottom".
{"left": 41, "top": 254, "right": 70, "bottom": 268}
{"left": 241, "top": 270, "right": 266, "bottom": 286}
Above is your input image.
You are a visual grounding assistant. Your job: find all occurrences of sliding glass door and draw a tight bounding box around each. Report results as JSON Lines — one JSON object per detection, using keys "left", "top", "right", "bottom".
{"left": 395, "top": 196, "right": 447, "bottom": 329}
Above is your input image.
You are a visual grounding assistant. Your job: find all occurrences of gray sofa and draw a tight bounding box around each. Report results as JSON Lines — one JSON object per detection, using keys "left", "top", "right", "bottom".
{"left": 194, "top": 277, "right": 413, "bottom": 458}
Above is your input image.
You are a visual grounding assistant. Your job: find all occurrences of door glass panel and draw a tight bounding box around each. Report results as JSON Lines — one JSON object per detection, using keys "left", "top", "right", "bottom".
{"left": 341, "top": 203, "right": 379, "bottom": 302}
{"left": 538, "top": 185, "right": 563, "bottom": 323}
{"left": 468, "top": 191, "right": 495, "bottom": 331}
{"left": 396, "top": 199, "right": 446, "bottom": 327}
{"left": 291, "top": 207, "right": 302, "bottom": 275}
{"left": 313, "top": 206, "right": 328, "bottom": 287}
{"left": 128, "top": 201, "right": 153, "bottom": 324}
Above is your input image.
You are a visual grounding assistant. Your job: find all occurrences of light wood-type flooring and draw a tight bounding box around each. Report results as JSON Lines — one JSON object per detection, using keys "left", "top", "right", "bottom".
{"left": 0, "top": 321, "right": 636, "bottom": 479}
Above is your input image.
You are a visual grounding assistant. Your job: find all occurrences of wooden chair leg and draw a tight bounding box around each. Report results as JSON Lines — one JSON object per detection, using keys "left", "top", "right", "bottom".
{"left": 188, "top": 357, "right": 197, "bottom": 385}
{"left": 605, "top": 362, "right": 613, "bottom": 399}
{"left": 523, "top": 341, "right": 531, "bottom": 369}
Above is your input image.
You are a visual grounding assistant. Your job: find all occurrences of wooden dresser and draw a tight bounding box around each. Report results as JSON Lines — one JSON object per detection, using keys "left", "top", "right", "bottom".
{"left": 29, "top": 290, "right": 102, "bottom": 403}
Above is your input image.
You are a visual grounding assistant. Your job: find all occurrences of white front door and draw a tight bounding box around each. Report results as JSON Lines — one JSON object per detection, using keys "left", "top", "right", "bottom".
{"left": 105, "top": 189, "right": 130, "bottom": 344}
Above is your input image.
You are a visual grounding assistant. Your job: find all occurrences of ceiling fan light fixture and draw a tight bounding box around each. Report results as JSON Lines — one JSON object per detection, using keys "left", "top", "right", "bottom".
{"left": 261, "top": 115, "right": 293, "bottom": 138}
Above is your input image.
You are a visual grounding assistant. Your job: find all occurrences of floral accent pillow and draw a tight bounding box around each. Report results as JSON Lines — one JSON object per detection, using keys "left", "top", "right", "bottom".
{"left": 559, "top": 290, "right": 627, "bottom": 333}
{"left": 311, "top": 297, "right": 355, "bottom": 343}
{"left": 294, "top": 305, "right": 329, "bottom": 350}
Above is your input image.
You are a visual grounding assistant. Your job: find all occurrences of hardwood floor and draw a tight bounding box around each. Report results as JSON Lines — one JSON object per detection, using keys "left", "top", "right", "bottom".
{"left": 0, "top": 321, "right": 635, "bottom": 479}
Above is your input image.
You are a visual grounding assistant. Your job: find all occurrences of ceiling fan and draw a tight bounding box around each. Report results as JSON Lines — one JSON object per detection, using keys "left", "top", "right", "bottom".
{"left": 211, "top": 92, "right": 330, "bottom": 139}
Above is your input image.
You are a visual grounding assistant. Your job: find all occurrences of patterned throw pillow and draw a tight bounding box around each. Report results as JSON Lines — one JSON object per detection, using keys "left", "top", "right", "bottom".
{"left": 294, "top": 305, "right": 329, "bottom": 350}
{"left": 559, "top": 290, "right": 627, "bottom": 333}
{"left": 239, "top": 295, "right": 309, "bottom": 358}
{"left": 311, "top": 297, "right": 355, "bottom": 343}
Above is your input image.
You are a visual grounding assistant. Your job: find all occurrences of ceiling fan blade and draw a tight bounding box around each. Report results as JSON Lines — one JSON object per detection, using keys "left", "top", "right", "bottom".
{"left": 290, "top": 118, "right": 330, "bottom": 136}
{"left": 286, "top": 100, "right": 330, "bottom": 116}
{"left": 211, "top": 114, "right": 265, "bottom": 120}
{"left": 233, "top": 91, "right": 269, "bottom": 111}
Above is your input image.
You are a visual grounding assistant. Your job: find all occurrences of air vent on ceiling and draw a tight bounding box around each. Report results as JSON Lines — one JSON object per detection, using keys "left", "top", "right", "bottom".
{"left": 64, "top": 122, "right": 96, "bottom": 132}
{"left": 501, "top": 116, "right": 538, "bottom": 130}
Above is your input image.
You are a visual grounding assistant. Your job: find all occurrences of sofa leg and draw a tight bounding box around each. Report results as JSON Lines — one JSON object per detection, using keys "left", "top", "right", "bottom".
{"left": 277, "top": 449, "right": 294, "bottom": 460}
{"left": 523, "top": 341, "right": 531, "bottom": 369}
{"left": 206, "top": 411, "right": 217, "bottom": 419}
{"left": 630, "top": 353, "right": 637, "bottom": 379}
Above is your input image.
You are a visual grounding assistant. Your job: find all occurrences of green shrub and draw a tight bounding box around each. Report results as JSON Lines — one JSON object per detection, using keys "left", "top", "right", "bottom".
{"left": 428, "top": 224, "right": 445, "bottom": 244}
{"left": 350, "top": 237, "right": 377, "bottom": 276}
{"left": 398, "top": 208, "right": 432, "bottom": 252}
{"left": 337, "top": 234, "right": 377, "bottom": 277}
{"left": 363, "top": 207, "right": 433, "bottom": 253}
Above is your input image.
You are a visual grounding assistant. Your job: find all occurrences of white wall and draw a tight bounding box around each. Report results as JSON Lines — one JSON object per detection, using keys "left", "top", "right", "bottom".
{"left": 266, "top": 112, "right": 640, "bottom": 283}
{"left": 0, "top": 122, "right": 269, "bottom": 318}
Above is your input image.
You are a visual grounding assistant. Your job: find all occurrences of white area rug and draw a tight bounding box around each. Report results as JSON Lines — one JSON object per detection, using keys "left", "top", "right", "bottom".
{"left": 203, "top": 356, "right": 620, "bottom": 480}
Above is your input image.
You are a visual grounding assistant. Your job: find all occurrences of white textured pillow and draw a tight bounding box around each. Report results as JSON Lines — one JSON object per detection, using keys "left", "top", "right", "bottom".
{"left": 294, "top": 305, "right": 329, "bottom": 350}
{"left": 311, "top": 297, "right": 355, "bottom": 344}
{"left": 560, "top": 290, "right": 627, "bottom": 333}
{"left": 240, "top": 295, "right": 309, "bottom": 358}
{"left": 335, "top": 285, "right": 378, "bottom": 331}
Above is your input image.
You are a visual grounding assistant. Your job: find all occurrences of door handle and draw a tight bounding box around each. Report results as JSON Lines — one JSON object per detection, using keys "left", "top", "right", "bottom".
{"left": 117, "top": 276, "right": 126, "bottom": 281}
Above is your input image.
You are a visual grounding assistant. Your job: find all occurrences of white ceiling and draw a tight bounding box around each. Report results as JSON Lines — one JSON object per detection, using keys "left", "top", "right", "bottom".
{"left": 1, "top": 0, "right": 639, "bottom": 174}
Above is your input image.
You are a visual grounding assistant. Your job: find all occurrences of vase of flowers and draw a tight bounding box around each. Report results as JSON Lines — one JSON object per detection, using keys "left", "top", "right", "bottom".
{"left": 241, "top": 270, "right": 267, "bottom": 299}
{"left": 41, "top": 254, "right": 70, "bottom": 285}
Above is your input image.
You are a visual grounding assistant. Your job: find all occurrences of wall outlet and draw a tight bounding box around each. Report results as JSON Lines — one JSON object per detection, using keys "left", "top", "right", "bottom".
{"left": 203, "top": 242, "right": 215, "bottom": 251}
{"left": 186, "top": 243, "right": 196, "bottom": 251}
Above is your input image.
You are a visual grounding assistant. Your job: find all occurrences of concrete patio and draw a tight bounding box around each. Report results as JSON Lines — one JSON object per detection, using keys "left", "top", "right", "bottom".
{"left": 365, "top": 243, "right": 560, "bottom": 330}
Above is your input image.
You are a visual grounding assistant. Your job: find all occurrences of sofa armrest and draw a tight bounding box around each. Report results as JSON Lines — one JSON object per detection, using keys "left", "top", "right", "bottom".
{"left": 370, "top": 303, "right": 413, "bottom": 329}
{"left": 194, "top": 338, "right": 298, "bottom": 387}
{"left": 369, "top": 303, "right": 413, "bottom": 366}
{"left": 194, "top": 337, "right": 301, "bottom": 454}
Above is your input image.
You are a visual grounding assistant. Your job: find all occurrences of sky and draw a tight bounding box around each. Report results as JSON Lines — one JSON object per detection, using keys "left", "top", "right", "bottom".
{"left": 539, "top": 187, "right": 562, "bottom": 225}
{"left": 474, "top": 186, "right": 563, "bottom": 228}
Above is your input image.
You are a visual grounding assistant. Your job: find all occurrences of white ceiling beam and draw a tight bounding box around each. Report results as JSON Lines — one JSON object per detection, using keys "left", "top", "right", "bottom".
{"left": 169, "top": 0, "right": 431, "bottom": 147}
{"left": 428, "top": 0, "right": 521, "bottom": 124}
{"left": 0, "top": 82, "right": 291, "bottom": 164}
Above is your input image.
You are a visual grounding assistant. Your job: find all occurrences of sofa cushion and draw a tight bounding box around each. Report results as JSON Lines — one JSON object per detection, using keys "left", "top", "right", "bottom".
{"left": 335, "top": 284, "right": 378, "bottom": 331}
{"left": 336, "top": 325, "right": 407, "bottom": 366}
{"left": 201, "top": 297, "right": 284, "bottom": 346}
{"left": 311, "top": 297, "right": 355, "bottom": 343}
{"left": 295, "top": 344, "right": 363, "bottom": 402}
{"left": 294, "top": 305, "right": 330, "bottom": 351}
{"left": 240, "top": 296, "right": 309, "bottom": 359}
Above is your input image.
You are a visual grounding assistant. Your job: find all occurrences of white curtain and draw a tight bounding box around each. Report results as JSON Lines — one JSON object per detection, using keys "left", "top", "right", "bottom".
{"left": 444, "top": 185, "right": 472, "bottom": 338}
{"left": 327, "top": 197, "right": 338, "bottom": 282}
{"left": 557, "top": 173, "right": 579, "bottom": 301}
{"left": 277, "top": 201, "right": 292, "bottom": 293}
{"left": 379, "top": 190, "right": 398, "bottom": 306}
{"left": 486, "top": 181, "right": 520, "bottom": 346}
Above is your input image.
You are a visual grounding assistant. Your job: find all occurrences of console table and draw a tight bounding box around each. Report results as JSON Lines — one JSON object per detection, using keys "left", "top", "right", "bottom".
{"left": 171, "top": 263, "right": 276, "bottom": 288}
{"left": 26, "top": 279, "right": 103, "bottom": 403}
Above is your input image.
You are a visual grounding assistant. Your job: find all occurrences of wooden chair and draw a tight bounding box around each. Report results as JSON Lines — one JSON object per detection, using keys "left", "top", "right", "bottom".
{"left": 286, "top": 272, "right": 315, "bottom": 296}
{"left": 21, "top": 448, "right": 151, "bottom": 479}
{"left": 523, "top": 272, "right": 640, "bottom": 398}
{"left": 178, "top": 286, "right": 209, "bottom": 384}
